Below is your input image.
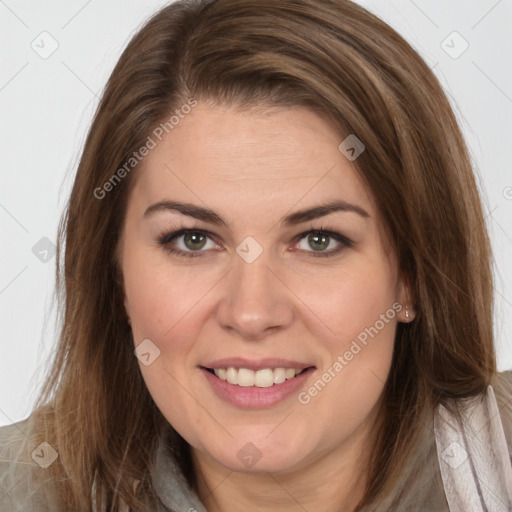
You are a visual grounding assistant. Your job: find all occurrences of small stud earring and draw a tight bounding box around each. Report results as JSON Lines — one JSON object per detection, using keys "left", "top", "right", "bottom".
{"left": 405, "top": 306, "right": 409, "bottom": 319}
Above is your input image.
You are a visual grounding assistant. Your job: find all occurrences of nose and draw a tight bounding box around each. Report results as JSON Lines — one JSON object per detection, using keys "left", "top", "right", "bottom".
{"left": 215, "top": 250, "right": 294, "bottom": 341}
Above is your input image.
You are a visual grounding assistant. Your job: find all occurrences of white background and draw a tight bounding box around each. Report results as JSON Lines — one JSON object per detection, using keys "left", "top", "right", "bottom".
{"left": 0, "top": 0, "right": 511, "bottom": 427}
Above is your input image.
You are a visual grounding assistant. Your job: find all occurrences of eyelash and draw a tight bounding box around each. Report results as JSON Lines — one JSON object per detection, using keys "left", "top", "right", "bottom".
{"left": 157, "top": 226, "right": 353, "bottom": 259}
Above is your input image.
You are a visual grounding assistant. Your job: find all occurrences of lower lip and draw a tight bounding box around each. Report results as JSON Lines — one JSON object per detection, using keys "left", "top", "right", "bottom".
{"left": 201, "top": 367, "right": 315, "bottom": 409}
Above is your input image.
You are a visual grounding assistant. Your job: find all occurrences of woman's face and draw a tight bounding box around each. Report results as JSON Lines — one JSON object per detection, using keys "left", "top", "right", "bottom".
{"left": 119, "top": 102, "right": 410, "bottom": 474}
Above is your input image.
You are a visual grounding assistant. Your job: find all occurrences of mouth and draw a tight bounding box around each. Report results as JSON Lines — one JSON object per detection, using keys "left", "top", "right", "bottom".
{"left": 202, "top": 366, "right": 312, "bottom": 388}
{"left": 200, "top": 360, "right": 316, "bottom": 409}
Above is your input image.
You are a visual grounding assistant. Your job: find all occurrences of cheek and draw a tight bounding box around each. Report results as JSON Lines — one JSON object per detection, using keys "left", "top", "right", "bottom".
{"left": 297, "top": 281, "right": 398, "bottom": 451}
{"left": 290, "top": 246, "right": 399, "bottom": 423}
{"left": 123, "top": 248, "right": 212, "bottom": 344}
{"left": 290, "top": 252, "right": 398, "bottom": 351}
{"left": 123, "top": 252, "right": 214, "bottom": 442}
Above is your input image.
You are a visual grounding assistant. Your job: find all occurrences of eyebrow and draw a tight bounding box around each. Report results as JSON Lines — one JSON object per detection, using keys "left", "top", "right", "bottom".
{"left": 143, "top": 199, "right": 370, "bottom": 227}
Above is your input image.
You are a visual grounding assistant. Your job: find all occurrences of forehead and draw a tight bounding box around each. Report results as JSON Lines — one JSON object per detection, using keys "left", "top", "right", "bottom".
{"left": 131, "top": 103, "right": 375, "bottom": 220}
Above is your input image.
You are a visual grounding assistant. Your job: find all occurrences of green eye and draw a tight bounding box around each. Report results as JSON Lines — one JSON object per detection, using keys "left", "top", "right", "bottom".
{"left": 182, "top": 232, "right": 208, "bottom": 250}
{"left": 158, "top": 228, "right": 352, "bottom": 259}
{"left": 158, "top": 229, "right": 219, "bottom": 258}
{"left": 295, "top": 230, "right": 352, "bottom": 256}
{"left": 306, "top": 233, "right": 331, "bottom": 251}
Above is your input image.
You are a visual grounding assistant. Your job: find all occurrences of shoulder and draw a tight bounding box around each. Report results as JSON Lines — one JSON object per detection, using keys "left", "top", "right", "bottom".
{"left": 0, "top": 414, "right": 60, "bottom": 511}
{"left": 493, "top": 370, "right": 512, "bottom": 455}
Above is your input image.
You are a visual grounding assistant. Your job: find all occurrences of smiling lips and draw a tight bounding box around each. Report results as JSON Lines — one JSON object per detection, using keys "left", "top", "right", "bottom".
{"left": 201, "top": 358, "right": 315, "bottom": 407}
{"left": 211, "top": 367, "right": 306, "bottom": 387}
{"left": 202, "top": 357, "right": 314, "bottom": 389}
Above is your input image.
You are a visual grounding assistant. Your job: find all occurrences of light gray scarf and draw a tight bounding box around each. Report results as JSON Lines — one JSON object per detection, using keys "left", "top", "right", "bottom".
{"left": 149, "top": 373, "right": 512, "bottom": 512}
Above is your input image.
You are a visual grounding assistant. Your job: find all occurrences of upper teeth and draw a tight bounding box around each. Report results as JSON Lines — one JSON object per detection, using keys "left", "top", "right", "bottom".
{"left": 213, "top": 367, "right": 304, "bottom": 387}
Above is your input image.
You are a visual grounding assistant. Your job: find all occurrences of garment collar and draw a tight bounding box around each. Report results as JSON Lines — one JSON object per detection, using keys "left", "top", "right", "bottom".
{"left": 150, "top": 431, "right": 208, "bottom": 512}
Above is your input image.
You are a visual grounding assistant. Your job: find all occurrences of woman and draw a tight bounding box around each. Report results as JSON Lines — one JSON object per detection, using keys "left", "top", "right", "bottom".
{"left": 1, "top": 0, "right": 511, "bottom": 511}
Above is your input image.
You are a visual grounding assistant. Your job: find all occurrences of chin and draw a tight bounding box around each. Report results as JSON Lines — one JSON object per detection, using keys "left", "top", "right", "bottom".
{"left": 198, "top": 434, "right": 314, "bottom": 474}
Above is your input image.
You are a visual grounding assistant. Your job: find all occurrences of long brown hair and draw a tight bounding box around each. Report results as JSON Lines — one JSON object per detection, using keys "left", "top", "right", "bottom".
{"left": 30, "top": 0, "right": 495, "bottom": 510}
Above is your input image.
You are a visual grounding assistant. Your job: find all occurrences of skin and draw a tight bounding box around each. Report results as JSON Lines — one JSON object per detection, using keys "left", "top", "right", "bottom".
{"left": 119, "top": 102, "right": 414, "bottom": 512}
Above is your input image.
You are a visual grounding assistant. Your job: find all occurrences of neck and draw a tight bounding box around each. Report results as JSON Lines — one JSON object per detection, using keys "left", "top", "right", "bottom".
{"left": 191, "top": 414, "right": 379, "bottom": 512}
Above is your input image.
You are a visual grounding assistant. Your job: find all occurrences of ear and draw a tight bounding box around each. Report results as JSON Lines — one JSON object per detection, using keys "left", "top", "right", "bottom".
{"left": 397, "top": 273, "right": 415, "bottom": 323}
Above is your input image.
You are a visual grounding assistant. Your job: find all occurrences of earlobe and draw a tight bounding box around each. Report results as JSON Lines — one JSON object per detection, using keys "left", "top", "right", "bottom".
{"left": 403, "top": 304, "right": 415, "bottom": 322}
{"left": 397, "top": 276, "right": 416, "bottom": 323}
{"left": 398, "top": 303, "right": 415, "bottom": 323}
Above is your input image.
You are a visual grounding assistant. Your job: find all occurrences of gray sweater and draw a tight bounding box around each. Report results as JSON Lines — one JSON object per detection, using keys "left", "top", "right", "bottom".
{"left": 2, "top": 373, "right": 512, "bottom": 511}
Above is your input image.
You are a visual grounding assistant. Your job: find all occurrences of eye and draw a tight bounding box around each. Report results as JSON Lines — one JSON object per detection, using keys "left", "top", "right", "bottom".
{"left": 157, "top": 227, "right": 352, "bottom": 259}
{"left": 293, "top": 229, "right": 352, "bottom": 257}
{"left": 158, "top": 229, "right": 222, "bottom": 258}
